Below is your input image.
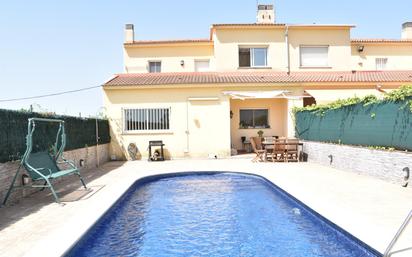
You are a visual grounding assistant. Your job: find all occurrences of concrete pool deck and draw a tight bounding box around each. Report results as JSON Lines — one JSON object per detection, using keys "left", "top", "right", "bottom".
{"left": 0, "top": 159, "right": 411, "bottom": 257}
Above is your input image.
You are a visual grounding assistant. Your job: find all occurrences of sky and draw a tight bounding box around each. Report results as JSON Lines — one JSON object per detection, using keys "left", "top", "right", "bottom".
{"left": 0, "top": 0, "right": 410, "bottom": 116}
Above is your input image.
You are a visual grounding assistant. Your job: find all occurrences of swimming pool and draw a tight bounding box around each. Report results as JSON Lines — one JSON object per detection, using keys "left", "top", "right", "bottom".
{"left": 65, "top": 172, "right": 381, "bottom": 257}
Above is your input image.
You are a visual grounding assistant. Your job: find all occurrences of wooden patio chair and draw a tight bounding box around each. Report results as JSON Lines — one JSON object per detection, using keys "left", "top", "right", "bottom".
{"left": 250, "top": 137, "right": 266, "bottom": 162}
{"left": 263, "top": 137, "right": 275, "bottom": 162}
{"left": 285, "top": 138, "right": 299, "bottom": 162}
{"left": 273, "top": 138, "right": 287, "bottom": 162}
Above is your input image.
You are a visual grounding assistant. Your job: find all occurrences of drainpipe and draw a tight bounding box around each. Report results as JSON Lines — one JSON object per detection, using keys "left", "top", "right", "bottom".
{"left": 185, "top": 100, "right": 190, "bottom": 154}
{"left": 285, "top": 25, "right": 291, "bottom": 75}
{"left": 95, "top": 118, "right": 99, "bottom": 167}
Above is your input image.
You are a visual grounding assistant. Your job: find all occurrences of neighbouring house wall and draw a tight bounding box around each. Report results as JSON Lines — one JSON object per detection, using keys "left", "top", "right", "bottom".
{"left": 288, "top": 28, "right": 352, "bottom": 71}
{"left": 124, "top": 44, "right": 214, "bottom": 73}
{"left": 230, "top": 98, "right": 288, "bottom": 150}
{"left": 104, "top": 87, "right": 231, "bottom": 160}
{"left": 0, "top": 144, "right": 110, "bottom": 204}
{"left": 303, "top": 141, "right": 412, "bottom": 187}
{"left": 351, "top": 44, "right": 412, "bottom": 70}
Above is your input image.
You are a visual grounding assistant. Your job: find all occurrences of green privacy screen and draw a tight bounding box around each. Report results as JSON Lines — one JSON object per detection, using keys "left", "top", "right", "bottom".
{"left": 0, "top": 109, "right": 110, "bottom": 163}
{"left": 295, "top": 101, "right": 412, "bottom": 151}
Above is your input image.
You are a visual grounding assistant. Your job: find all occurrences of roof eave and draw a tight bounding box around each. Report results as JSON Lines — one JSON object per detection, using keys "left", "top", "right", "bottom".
{"left": 124, "top": 40, "right": 213, "bottom": 47}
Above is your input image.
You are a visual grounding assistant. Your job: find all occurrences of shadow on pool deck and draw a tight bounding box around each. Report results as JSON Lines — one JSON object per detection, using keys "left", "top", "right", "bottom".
{"left": 0, "top": 161, "right": 124, "bottom": 233}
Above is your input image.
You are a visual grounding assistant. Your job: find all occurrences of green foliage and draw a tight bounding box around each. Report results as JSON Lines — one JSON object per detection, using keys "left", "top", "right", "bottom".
{"left": 257, "top": 130, "right": 264, "bottom": 137}
{"left": 0, "top": 109, "right": 111, "bottom": 163}
{"left": 294, "top": 85, "right": 412, "bottom": 114}
{"left": 367, "top": 146, "right": 396, "bottom": 152}
{"left": 384, "top": 85, "right": 412, "bottom": 112}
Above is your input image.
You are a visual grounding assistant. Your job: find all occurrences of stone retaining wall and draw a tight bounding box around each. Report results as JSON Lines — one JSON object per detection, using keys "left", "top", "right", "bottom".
{"left": 0, "top": 144, "right": 110, "bottom": 204}
{"left": 303, "top": 141, "right": 412, "bottom": 187}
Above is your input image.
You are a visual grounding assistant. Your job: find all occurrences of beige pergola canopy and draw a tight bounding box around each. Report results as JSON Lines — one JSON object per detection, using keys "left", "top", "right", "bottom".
{"left": 305, "top": 89, "right": 387, "bottom": 104}
{"left": 222, "top": 90, "right": 310, "bottom": 100}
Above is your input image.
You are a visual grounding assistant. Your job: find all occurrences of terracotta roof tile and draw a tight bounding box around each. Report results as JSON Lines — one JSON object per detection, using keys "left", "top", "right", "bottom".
{"left": 212, "top": 23, "right": 286, "bottom": 27}
{"left": 351, "top": 39, "right": 412, "bottom": 43}
{"left": 104, "top": 71, "right": 412, "bottom": 86}
{"left": 211, "top": 23, "right": 354, "bottom": 28}
{"left": 125, "top": 39, "right": 212, "bottom": 45}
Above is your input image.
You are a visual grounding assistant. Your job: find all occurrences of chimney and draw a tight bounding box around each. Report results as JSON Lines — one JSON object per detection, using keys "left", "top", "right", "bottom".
{"left": 125, "top": 24, "right": 134, "bottom": 43}
{"left": 402, "top": 22, "right": 412, "bottom": 40}
{"left": 256, "top": 4, "right": 275, "bottom": 24}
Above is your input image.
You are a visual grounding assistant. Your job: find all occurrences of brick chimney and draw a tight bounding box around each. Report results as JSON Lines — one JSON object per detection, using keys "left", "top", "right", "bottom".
{"left": 125, "top": 24, "right": 134, "bottom": 43}
{"left": 402, "top": 22, "right": 412, "bottom": 40}
{"left": 256, "top": 4, "right": 275, "bottom": 24}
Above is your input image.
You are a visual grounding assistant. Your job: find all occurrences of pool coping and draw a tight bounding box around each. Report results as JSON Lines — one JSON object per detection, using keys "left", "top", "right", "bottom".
{"left": 63, "top": 171, "right": 383, "bottom": 257}
{"left": 7, "top": 160, "right": 410, "bottom": 257}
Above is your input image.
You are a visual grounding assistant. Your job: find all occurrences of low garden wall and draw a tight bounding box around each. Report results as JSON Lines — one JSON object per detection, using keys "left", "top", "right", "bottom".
{"left": 302, "top": 141, "right": 411, "bottom": 187}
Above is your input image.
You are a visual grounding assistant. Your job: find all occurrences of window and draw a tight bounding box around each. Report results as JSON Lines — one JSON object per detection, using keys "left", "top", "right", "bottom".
{"left": 300, "top": 46, "right": 329, "bottom": 67}
{"left": 148, "top": 61, "right": 161, "bottom": 73}
{"left": 376, "top": 58, "right": 388, "bottom": 70}
{"left": 239, "top": 109, "right": 269, "bottom": 129}
{"left": 195, "top": 60, "right": 210, "bottom": 72}
{"left": 123, "top": 108, "right": 170, "bottom": 131}
{"left": 239, "top": 47, "right": 268, "bottom": 67}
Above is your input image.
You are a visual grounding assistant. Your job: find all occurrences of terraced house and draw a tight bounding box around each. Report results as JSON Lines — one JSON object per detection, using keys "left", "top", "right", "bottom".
{"left": 103, "top": 5, "right": 412, "bottom": 160}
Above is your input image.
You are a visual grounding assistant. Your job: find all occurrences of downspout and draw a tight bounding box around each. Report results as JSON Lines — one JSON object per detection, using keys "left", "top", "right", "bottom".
{"left": 185, "top": 100, "right": 190, "bottom": 154}
{"left": 285, "top": 25, "right": 291, "bottom": 75}
{"left": 95, "top": 118, "right": 99, "bottom": 167}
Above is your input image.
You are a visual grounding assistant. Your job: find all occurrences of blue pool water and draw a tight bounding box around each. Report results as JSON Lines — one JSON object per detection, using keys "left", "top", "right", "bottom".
{"left": 66, "top": 173, "right": 381, "bottom": 257}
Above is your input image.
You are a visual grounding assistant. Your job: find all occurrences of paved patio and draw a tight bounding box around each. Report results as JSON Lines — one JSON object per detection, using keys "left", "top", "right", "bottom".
{"left": 0, "top": 159, "right": 411, "bottom": 257}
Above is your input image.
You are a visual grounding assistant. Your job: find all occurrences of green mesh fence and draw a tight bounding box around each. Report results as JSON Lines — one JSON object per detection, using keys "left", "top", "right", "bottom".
{"left": 0, "top": 109, "right": 110, "bottom": 163}
{"left": 295, "top": 100, "right": 412, "bottom": 150}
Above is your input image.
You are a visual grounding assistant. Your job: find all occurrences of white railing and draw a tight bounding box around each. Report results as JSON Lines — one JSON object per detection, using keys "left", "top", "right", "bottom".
{"left": 383, "top": 209, "right": 412, "bottom": 257}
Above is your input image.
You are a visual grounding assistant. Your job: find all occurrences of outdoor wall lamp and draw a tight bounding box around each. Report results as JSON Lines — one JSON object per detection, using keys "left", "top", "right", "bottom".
{"left": 230, "top": 110, "right": 234, "bottom": 119}
{"left": 328, "top": 154, "right": 333, "bottom": 165}
{"left": 180, "top": 60, "right": 185, "bottom": 66}
{"left": 357, "top": 45, "right": 365, "bottom": 52}
{"left": 402, "top": 167, "right": 410, "bottom": 187}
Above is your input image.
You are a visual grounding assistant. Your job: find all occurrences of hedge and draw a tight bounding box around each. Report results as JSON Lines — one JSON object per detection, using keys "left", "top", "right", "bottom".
{"left": 0, "top": 109, "right": 110, "bottom": 163}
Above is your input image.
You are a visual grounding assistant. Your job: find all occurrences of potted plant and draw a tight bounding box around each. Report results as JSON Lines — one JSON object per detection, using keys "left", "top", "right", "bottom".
{"left": 257, "top": 130, "right": 264, "bottom": 138}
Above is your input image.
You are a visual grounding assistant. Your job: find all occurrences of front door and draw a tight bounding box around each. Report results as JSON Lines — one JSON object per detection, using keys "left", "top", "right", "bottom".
{"left": 187, "top": 99, "right": 230, "bottom": 158}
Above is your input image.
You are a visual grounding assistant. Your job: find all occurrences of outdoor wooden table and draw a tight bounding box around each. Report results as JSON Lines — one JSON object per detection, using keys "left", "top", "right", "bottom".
{"left": 262, "top": 141, "right": 304, "bottom": 162}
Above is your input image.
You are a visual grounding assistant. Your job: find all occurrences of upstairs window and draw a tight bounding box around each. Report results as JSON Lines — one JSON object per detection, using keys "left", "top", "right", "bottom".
{"left": 375, "top": 58, "right": 388, "bottom": 70}
{"left": 148, "top": 61, "right": 161, "bottom": 73}
{"left": 300, "top": 46, "right": 329, "bottom": 67}
{"left": 194, "top": 60, "right": 210, "bottom": 72}
{"left": 239, "top": 47, "right": 268, "bottom": 67}
{"left": 239, "top": 109, "right": 269, "bottom": 129}
{"left": 123, "top": 108, "right": 170, "bottom": 131}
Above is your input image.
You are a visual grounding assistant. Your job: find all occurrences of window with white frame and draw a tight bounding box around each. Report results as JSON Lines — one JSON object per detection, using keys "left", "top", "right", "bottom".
{"left": 375, "top": 58, "right": 388, "bottom": 70}
{"left": 239, "top": 109, "right": 269, "bottom": 129}
{"left": 300, "top": 46, "right": 329, "bottom": 67}
{"left": 148, "top": 61, "right": 161, "bottom": 73}
{"left": 239, "top": 47, "right": 268, "bottom": 67}
{"left": 123, "top": 108, "right": 170, "bottom": 131}
{"left": 194, "top": 60, "right": 210, "bottom": 72}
